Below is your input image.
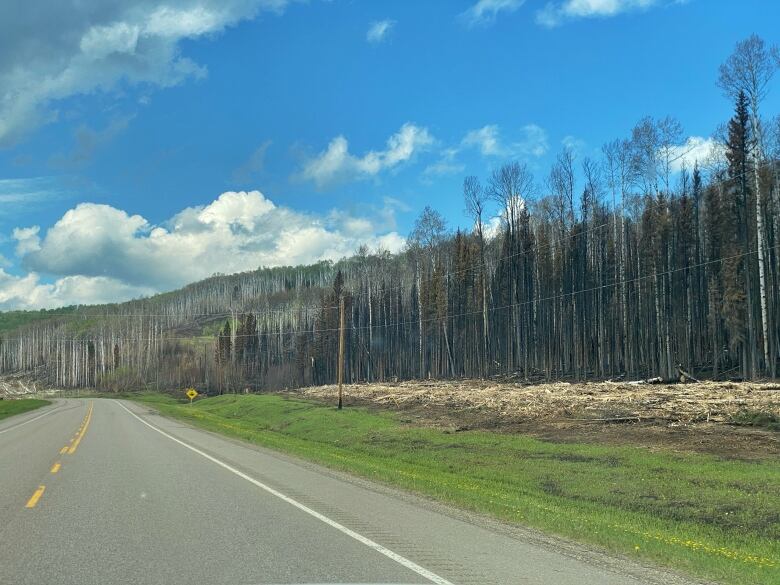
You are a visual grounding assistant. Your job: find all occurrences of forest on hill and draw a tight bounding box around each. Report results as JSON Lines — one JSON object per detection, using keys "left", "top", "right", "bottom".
{"left": 1, "top": 35, "right": 779, "bottom": 393}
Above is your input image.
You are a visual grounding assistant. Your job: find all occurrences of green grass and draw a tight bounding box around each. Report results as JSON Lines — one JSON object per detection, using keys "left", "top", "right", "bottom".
{"left": 131, "top": 392, "right": 780, "bottom": 585}
{"left": 0, "top": 398, "right": 50, "bottom": 421}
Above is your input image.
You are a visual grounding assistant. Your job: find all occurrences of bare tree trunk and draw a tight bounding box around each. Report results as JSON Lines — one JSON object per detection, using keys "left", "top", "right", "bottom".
{"left": 417, "top": 265, "right": 423, "bottom": 378}
{"left": 753, "top": 161, "right": 771, "bottom": 374}
{"left": 367, "top": 279, "right": 373, "bottom": 382}
{"left": 442, "top": 320, "right": 456, "bottom": 378}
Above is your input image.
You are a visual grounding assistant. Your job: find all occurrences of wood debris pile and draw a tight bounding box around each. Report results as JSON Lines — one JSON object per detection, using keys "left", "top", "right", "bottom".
{"left": 297, "top": 379, "right": 780, "bottom": 425}
{"left": 0, "top": 372, "right": 42, "bottom": 398}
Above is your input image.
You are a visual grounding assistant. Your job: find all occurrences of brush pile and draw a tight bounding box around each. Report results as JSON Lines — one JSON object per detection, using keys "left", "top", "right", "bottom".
{"left": 297, "top": 379, "right": 780, "bottom": 425}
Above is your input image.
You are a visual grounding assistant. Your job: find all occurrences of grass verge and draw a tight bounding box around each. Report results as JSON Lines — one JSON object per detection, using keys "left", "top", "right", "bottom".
{"left": 0, "top": 398, "right": 49, "bottom": 421}
{"left": 131, "top": 392, "right": 780, "bottom": 585}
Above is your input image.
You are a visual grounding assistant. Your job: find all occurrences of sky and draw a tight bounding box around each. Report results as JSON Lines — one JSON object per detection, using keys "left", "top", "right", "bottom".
{"left": 0, "top": 0, "right": 778, "bottom": 310}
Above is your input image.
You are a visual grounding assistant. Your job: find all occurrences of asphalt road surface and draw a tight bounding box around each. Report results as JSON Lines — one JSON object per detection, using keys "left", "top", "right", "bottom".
{"left": 0, "top": 398, "right": 699, "bottom": 585}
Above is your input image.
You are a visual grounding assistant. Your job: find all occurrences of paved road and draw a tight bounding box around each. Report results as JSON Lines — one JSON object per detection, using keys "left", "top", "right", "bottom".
{"left": 0, "top": 399, "right": 697, "bottom": 585}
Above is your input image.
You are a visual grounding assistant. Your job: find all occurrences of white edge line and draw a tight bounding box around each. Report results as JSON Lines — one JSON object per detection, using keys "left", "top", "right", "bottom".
{"left": 115, "top": 400, "right": 454, "bottom": 585}
{"left": 0, "top": 404, "right": 62, "bottom": 434}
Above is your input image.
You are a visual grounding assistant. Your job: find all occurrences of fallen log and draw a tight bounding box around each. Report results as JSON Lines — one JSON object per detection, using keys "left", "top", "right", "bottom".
{"left": 677, "top": 365, "right": 701, "bottom": 383}
{"left": 626, "top": 376, "right": 664, "bottom": 385}
{"left": 570, "top": 416, "right": 641, "bottom": 423}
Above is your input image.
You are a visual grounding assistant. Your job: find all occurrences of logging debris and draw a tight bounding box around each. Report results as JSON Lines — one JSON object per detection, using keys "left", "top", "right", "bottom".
{"left": 296, "top": 379, "right": 780, "bottom": 426}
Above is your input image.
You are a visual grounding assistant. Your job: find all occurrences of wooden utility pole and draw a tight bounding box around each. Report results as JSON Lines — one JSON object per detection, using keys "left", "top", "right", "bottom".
{"left": 338, "top": 296, "right": 345, "bottom": 410}
{"left": 204, "top": 343, "right": 209, "bottom": 391}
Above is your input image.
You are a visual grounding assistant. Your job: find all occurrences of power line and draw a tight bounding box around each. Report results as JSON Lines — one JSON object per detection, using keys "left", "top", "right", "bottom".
{"left": 4, "top": 242, "right": 776, "bottom": 343}
{"left": 16, "top": 219, "right": 612, "bottom": 322}
{"left": 321, "top": 241, "right": 780, "bottom": 338}
{"left": 37, "top": 219, "right": 614, "bottom": 321}
{"left": 58, "top": 305, "right": 330, "bottom": 319}
{"left": 2, "top": 159, "right": 776, "bottom": 329}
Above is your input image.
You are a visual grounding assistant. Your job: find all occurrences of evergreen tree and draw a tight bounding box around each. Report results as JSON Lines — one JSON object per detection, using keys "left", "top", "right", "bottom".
{"left": 723, "top": 90, "right": 754, "bottom": 376}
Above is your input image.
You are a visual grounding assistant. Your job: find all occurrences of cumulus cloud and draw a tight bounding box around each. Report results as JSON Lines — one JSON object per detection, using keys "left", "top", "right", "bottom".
{"left": 483, "top": 216, "right": 504, "bottom": 240}
{"left": 668, "top": 136, "right": 725, "bottom": 173}
{"left": 5, "top": 190, "right": 406, "bottom": 308}
{"left": 536, "top": 0, "right": 671, "bottom": 27}
{"left": 0, "top": 0, "right": 294, "bottom": 145}
{"left": 300, "top": 123, "right": 434, "bottom": 188}
{"left": 0, "top": 271, "right": 155, "bottom": 311}
{"left": 12, "top": 226, "right": 41, "bottom": 256}
{"left": 366, "top": 19, "right": 396, "bottom": 43}
{"left": 461, "top": 0, "right": 525, "bottom": 26}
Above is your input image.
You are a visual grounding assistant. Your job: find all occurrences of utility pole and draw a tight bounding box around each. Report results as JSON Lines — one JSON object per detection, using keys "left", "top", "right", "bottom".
{"left": 338, "top": 296, "right": 345, "bottom": 410}
{"left": 204, "top": 343, "right": 209, "bottom": 391}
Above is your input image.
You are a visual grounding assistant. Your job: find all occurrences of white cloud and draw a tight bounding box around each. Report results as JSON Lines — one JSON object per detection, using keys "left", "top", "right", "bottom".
{"left": 0, "top": 0, "right": 295, "bottom": 145}
{"left": 4, "top": 190, "right": 406, "bottom": 308}
{"left": 461, "top": 124, "right": 548, "bottom": 158}
{"left": 537, "top": 0, "right": 668, "bottom": 27}
{"left": 483, "top": 215, "right": 504, "bottom": 239}
{"left": 668, "top": 136, "right": 725, "bottom": 173}
{"left": 517, "top": 124, "right": 549, "bottom": 157}
{"left": 423, "top": 161, "right": 465, "bottom": 177}
{"left": 366, "top": 19, "right": 396, "bottom": 43}
{"left": 300, "top": 123, "right": 434, "bottom": 187}
{"left": 561, "top": 135, "right": 586, "bottom": 155}
{"left": 12, "top": 226, "right": 41, "bottom": 256}
{"left": 462, "top": 125, "right": 504, "bottom": 156}
{"left": 461, "top": 0, "right": 525, "bottom": 26}
{"left": 423, "top": 124, "right": 548, "bottom": 178}
{"left": 423, "top": 148, "right": 465, "bottom": 177}
{"left": 0, "top": 177, "right": 69, "bottom": 211}
{"left": 0, "top": 271, "right": 155, "bottom": 310}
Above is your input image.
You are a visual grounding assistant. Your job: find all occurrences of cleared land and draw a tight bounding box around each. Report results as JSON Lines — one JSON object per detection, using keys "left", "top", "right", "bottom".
{"left": 134, "top": 388, "right": 780, "bottom": 585}
{"left": 0, "top": 398, "right": 49, "bottom": 421}
{"left": 296, "top": 380, "right": 780, "bottom": 459}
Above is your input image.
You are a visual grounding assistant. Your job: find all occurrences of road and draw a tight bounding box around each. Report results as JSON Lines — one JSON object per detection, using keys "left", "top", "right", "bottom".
{"left": 0, "top": 398, "right": 697, "bottom": 585}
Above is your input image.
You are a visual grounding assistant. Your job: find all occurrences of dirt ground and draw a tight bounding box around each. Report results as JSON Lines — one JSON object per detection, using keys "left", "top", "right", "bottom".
{"left": 291, "top": 379, "right": 780, "bottom": 460}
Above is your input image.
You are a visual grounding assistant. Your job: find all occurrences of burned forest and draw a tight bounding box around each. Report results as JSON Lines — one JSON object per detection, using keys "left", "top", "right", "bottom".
{"left": 1, "top": 36, "right": 779, "bottom": 394}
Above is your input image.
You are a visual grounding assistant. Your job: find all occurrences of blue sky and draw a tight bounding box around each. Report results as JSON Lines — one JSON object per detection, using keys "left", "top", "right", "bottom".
{"left": 0, "top": 0, "right": 778, "bottom": 309}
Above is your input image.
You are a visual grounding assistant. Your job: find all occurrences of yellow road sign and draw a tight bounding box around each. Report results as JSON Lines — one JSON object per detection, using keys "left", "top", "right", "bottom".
{"left": 186, "top": 388, "right": 198, "bottom": 400}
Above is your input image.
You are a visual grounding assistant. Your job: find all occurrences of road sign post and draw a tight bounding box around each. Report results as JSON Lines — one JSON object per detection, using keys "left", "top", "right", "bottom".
{"left": 186, "top": 388, "right": 198, "bottom": 405}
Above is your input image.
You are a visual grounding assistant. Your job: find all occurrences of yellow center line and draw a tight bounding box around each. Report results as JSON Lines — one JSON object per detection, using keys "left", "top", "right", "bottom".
{"left": 67, "top": 401, "right": 93, "bottom": 455}
{"left": 26, "top": 403, "right": 94, "bottom": 509}
{"left": 25, "top": 486, "right": 45, "bottom": 508}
